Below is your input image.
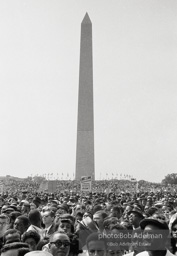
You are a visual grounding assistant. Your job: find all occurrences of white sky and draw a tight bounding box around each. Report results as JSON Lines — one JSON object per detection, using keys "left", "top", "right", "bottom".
{"left": 0, "top": 0, "right": 177, "bottom": 183}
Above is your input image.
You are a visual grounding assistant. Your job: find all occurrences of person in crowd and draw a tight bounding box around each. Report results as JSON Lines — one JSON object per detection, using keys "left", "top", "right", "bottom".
{"left": 33, "top": 197, "right": 41, "bottom": 209}
{"left": 57, "top": 219, "right": 74, "bottom": 236}
{"left": 93, "top": 211, "right": 108, "bottom": 232}
{"left": 48, "top": 231, "right": 71, "bottom": 256}
{"left": 83, "top": 212, "right": 93, "bottom": 220}
{"left": 122, "top": 204, "right": 133, "bottom": 221}
{"left": 128, "top": 206, "right": 144, "bottom": 229}
{"left": 30, "top": 203, "right": 37, "bottom": 211}
{"left": 86, "top": 232, "right": 107, "bottom": 256}
{"left": 21, "top": 201, "right": 30, "bottom": 216}
{"left": 170, "top": 218, "right": 177, "bottom": 255}
{"left": 42, "top": 210, "right": 56, "bottom": 238}
{"left": 85, "top": 201, "right": 93, "bottom": 213}
{"left": 109, "top": 224, "right": 130, "bottom": 254}
{"left": 14, "top": 216, "right": 30, "bottom": 235}
{"left": 137, "top": 216, "right": 172, "bottom": 256}
{"left": 22, "top": 230, "right": 41, "bottom": 251}
{"left": 9, "top": 211, "right": 22, "bottom": 229}
{"left": 27, "top": 210, "right": 43, "bottom": 238}
{"left": 75, "top": 212, "right": 83, "bottom": 222}
{"left": 58, "top": 218, "right": 82, "bottom": 255}
{"left": 109, "top": 206, "right": 124, "bottom": 220}
{"left": 54, "top": 206, "right": 69, "bottom": 225}
{"left": 74, "top": 205, "right": 86, "bottom": 215}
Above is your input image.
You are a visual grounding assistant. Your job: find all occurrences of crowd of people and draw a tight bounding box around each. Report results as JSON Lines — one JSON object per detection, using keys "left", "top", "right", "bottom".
{"left": 2, "top": 175, "right": 175, "bottom": 195}
{"left": 0, "top": 177, "right": 177, "bottom": 256}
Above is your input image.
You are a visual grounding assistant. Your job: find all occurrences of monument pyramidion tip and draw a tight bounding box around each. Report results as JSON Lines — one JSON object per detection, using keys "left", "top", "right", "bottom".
{"left": 82, "top": 12, "right": 92, "bottom": 24}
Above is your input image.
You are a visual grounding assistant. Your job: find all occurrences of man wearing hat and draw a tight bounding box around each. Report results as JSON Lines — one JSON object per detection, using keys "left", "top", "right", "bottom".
{"left": 137, "top": 216, "right": 173, "bottom": 256}
{"left": 2, "top": 205, "right": 15, "bottom": 216}
{"left": 128, "top": 206, "right": 144, "bottom": 229}
{"left": 33, "top": 197, "right": 41, "bottom": 209}
{"left": 127, "top": 206, "right": 145, "bottom": 254}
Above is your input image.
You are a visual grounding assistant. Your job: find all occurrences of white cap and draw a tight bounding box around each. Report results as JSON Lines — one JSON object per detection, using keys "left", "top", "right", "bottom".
{"left": 25, "top": 251, "right": 53, "bottom": 256}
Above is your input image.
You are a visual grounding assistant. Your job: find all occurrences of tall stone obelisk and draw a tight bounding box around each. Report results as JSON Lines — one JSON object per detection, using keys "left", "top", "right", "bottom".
{"left": 75, "top": 13, "right": 95, "bottom": 180}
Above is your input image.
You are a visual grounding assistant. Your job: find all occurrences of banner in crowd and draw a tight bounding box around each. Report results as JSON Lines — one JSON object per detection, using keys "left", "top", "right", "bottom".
{"left": 80, "top": 176, "right": 92, "bottom": 192}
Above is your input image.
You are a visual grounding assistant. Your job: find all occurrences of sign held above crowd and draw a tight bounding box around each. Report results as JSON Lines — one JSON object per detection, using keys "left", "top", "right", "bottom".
{"left": 80, "top": 176, "right": 92, "bottom": 192}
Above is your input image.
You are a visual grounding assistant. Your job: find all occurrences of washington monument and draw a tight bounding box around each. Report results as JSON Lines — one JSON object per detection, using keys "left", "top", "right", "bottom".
{"left": 75, "top": 13, "right": 95, "bottom": 180}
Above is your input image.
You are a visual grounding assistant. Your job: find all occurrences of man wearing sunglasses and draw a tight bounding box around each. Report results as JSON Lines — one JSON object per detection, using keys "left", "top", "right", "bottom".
{"left": 42, "top": 210, "right": 56, "bottom": 238}
{"left": 48, "top": 231, "right": 70, "bottom": 256}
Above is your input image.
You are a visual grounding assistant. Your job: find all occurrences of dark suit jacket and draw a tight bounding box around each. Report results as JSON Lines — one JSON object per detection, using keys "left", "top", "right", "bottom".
{"left": 47, "top": 223, "right": 57, "bottom": 236}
